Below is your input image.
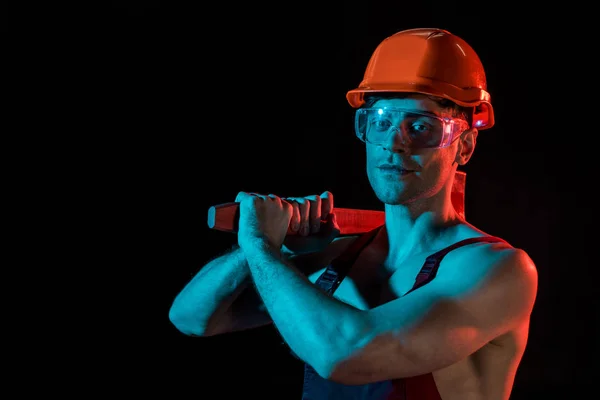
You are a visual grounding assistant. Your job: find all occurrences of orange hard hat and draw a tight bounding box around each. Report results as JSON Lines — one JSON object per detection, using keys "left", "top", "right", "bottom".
{"left": 346, "top": 28, "right": 494, "bottom": 129}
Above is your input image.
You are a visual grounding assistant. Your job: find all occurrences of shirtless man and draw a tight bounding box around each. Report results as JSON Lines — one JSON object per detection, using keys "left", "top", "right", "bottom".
{"left": 169, "top": 28, "right": 538, "bottom": 400}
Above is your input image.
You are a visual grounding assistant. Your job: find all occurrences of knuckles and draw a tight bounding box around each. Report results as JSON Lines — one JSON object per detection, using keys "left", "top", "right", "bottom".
{"left": 237, "top": 191, "right": 335, "bottom": 221}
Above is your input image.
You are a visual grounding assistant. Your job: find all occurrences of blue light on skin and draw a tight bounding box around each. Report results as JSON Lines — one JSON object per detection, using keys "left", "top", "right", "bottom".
{"left": 365, "top": 96, "right": 463, "bottom": 210}
{"left": 234, "top": 94, "right": 534, "bottom": 384}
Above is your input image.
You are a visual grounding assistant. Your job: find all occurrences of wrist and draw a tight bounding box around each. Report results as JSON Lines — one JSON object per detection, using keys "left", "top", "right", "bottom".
{"left": 241, "top": 238, "right": 281, "bottom": 261}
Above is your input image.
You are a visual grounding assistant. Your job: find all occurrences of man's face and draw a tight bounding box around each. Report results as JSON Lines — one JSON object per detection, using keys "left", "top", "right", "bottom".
{"left": 365, "top": 95, "right": 462, "bottom": 206}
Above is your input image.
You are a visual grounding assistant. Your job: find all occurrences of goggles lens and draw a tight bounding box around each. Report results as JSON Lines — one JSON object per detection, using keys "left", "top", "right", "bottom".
{"left": 355, "top": 108, "right": 469, "bottom": 149}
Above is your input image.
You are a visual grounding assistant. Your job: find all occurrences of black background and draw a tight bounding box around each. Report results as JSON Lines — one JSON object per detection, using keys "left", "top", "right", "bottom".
{"left": 101, "top": 2, "right": 596, "bottom": 398}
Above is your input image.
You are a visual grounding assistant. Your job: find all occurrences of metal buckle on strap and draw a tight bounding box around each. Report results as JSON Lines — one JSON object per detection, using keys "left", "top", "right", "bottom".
{"left": 317, "top": 269, "right": 338, "bottom": 289}
{"left": 420, "top": 257, "right": 437, "bottom": 275}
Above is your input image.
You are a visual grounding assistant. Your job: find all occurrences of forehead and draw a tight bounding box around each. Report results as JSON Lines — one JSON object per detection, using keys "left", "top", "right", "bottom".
{"left": 371, "top": 94, "right": 447, "bottom": 114}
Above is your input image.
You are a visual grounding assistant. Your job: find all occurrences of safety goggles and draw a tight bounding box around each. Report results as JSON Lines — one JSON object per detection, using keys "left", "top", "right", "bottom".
{"left": 355, "top": 107, "right": 470, "bottom": 149}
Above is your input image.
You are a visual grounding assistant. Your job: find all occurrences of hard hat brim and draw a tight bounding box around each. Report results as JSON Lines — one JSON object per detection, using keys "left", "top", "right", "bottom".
{"left": 346, "top": 80, "right": 491, "bottom": 109}
{"left": 346, "top": 80, "right": 494, "bottom": 129}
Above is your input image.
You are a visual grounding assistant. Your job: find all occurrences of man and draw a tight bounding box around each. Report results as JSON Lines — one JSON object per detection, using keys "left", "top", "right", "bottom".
{"left": 169, "top": 28, "right": 538, "bottom": 400}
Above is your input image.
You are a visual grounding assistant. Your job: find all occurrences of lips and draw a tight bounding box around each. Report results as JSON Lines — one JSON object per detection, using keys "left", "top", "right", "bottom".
{"left": 378, "top": 164, "right": 413, "bottom": 173}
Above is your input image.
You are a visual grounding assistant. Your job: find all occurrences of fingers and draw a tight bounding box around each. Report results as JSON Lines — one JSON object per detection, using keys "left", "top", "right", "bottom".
{"left": 304, "top": 194, "right": 322, "bottom": 234}
{"left": 268, "top": 194, "right": 294, "bottom": 216}
{"left": 235, "top": 192, "right": 284, "bottom": 211}
{"left": 320, "top": 190, "right": 334, "bottom": 218}
{"left": 324, "top": 211, "right": 339, "bottom": 231}
{"left": 235, "top": 191, "right": 260, "bottom": 206}
{"left": 235, "top": 191, "right": 278, "bottom": 203}
{"left": 287, "top": 192, "right": 333, "bottom": 235}
{"left": 237, "top": 191, "right": 334, "bottom": 236}
{"left": 285, "top": 197, "right": 310, "bottom": 236}
{"left": 287, "top": 200, "right": 301, "bottom": 233}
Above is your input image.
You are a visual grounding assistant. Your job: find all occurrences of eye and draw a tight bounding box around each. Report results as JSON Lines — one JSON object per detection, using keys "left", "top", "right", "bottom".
{"left": 370, "top": 119, "right": 392, "bottom": 132}
{"left": 408, "top": 121, "right": 431, "bottom": 136}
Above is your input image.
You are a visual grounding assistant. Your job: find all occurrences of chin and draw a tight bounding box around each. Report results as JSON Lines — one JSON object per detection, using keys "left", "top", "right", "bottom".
{"left": 377, "top": 195, "right": 405, "bottom": 206}
{"left": 368, "top": 175, "right": 402, "bottom": 203}
{"left": 372, "top": 186, "right": 405, "bottom": 205}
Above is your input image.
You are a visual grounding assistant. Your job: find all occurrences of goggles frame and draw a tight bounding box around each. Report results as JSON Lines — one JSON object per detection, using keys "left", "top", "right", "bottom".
{"left": 355, "top": 107, "right": 470, "bottom": 149}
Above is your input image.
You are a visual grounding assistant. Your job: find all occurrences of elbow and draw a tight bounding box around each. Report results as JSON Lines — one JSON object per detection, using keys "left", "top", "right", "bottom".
{"left": 168, "top": 303, "right": 206, "bottom": 337}
{"left": 295, "top": 341, "right": 354, "bottom": 382}
{"left": 313, "top": 321, "right": 377, "bottom": 385}
{"left": 316, "top": 327, "right": 407, "bottom": 385}
{"left": 308, "top": 359, "right": 341, "bottom": 383}
{"left": 315, "top": 359, "right": 366, "bottom": 385}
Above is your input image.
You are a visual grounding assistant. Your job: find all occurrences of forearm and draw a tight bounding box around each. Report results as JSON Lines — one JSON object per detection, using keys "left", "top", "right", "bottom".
{"left": 169, "top": 246, "right": 252, "bottom": 336}
{"left": 243, "top": 241, "right": 369, "bottom": 375}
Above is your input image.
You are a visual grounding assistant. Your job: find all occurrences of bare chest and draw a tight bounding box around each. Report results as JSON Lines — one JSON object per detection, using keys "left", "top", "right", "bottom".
{"left": 308, "top": 249, "right": 433, "bottom": 310}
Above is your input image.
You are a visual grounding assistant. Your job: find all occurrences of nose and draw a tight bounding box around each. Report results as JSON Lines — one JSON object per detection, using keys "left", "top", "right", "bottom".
{"left": 381, "top": 126, "right": 409, "bottom": 152}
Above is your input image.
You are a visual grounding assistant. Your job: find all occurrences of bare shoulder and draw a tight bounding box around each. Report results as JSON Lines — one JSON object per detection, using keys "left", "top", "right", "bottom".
{"left": 474, "top": 240, "right": 537, "bottom": 287}
{"left": 440, "top": 238, "right": 539, "bottom": 320}
{"left": 494, "top": 245, "right": 538, "bottom": 307}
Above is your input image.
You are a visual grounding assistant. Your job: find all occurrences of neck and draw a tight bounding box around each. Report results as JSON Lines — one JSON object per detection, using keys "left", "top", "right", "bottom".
{"left": 381, "top": 188, "right": 462, "bottom": 262}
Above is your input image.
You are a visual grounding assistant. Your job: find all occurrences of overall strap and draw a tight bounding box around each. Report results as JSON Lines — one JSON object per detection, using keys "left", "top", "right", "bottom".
{"left": 295, "top": 225, "right": 384, "bottom": 362}
{"left": 315, "top": 225, "right": 383, "bottom": 295}
{"left": 407, "top": 236, "right": 508, "bottom": 295}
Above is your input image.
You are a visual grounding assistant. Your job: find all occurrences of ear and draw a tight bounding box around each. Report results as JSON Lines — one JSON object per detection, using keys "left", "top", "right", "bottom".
{"left": 455, "top": 128, "right": 478, "bottom": 165}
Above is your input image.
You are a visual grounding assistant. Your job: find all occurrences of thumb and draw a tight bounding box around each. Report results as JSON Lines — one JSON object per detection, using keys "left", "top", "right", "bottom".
{"left": 324, "top": 212, "right": 340, "bottom": 234}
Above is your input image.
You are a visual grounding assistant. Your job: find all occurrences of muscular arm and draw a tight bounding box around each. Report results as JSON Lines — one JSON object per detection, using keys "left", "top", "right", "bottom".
{"left": 243, "top": 241, "right": 367, "bottom": 371}
{"left": 168, "top": 246, "right": 271, "bottom": 336}
{"left": 169, "top": 190, "right": 342, "bottom": 337}
{"left": 168, "top": 242, "right": 338, "bottom": 337}
{"left": 242, "top": 243, "right": 538, "bottom": 384}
